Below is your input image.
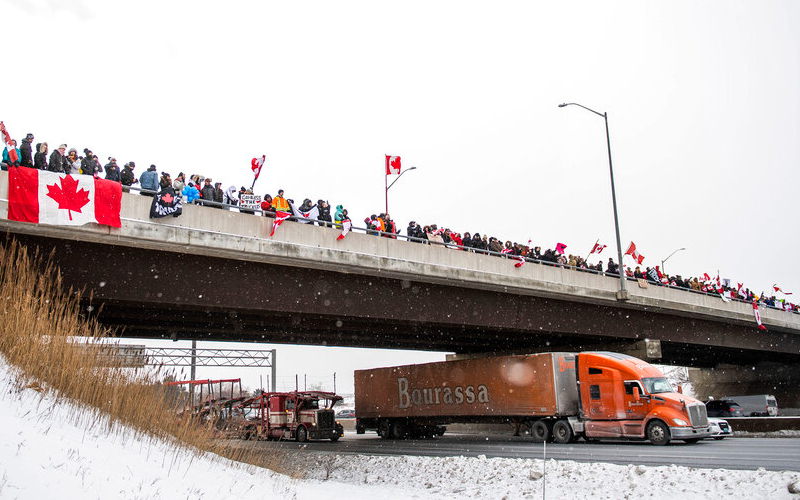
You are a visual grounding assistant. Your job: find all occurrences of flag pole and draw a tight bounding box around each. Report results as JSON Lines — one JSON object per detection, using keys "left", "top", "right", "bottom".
{"left": 384, "top": 156, "right": 388, "bottom": 214}
{"left": 584, "top": 238, "right": 599, "bottom": 265}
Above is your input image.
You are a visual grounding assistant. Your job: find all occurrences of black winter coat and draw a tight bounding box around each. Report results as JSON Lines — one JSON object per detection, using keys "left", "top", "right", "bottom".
{"left": 120, "top": 166, "right": 136, "bottom": 186}
{"left": 200, "top": 185, "right": 216, "bottom": 202}
{"left": 81, "top": 157, "right": 99, "bottom": 176}
{"left": 48, "top": 151, "right": 65, "bottom": 172}
{"left": 104, "top": 163, "right": 121, "bottom": 182}
{"left": 317, "top": 202, "right": 331, "bottom": 222}
{"left": 19, "top": 139, "right": 33, "bottom": 168}
{"left": 34, "top": 151, "right": 48, "bottom": 170}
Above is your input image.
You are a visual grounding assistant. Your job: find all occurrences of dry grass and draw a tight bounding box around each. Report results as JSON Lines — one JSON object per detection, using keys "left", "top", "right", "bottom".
{"left": 0, "top": 239, "right": 296, "bottom": 476}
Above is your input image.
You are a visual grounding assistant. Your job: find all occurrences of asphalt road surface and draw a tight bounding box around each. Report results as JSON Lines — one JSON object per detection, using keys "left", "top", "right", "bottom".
{"left": 241, "top": 432, "right": 800, "bottom": 472}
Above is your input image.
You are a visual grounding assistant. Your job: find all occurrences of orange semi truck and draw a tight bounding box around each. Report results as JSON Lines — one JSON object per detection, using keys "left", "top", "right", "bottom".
{"left": 355, "top": 352, "right": 710, "bottom": 445}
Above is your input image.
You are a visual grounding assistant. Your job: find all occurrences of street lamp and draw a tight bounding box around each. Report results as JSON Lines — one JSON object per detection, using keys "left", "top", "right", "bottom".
{"left": 559, "top": 102, "right": 628, "bottom": 300}
{"left": 661, "top": 247, "right": 686, "bottom": 275}
{"left": 385, "top": 166, "right": 417, "bottom": 214}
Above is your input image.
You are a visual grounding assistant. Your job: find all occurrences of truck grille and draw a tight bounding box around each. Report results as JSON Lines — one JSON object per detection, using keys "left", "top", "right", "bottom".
{"left": 316, "top": 410, "right": 334, "bottom": 429}
{"left": 688, "top": 404, "right": 708, "bottom": 427}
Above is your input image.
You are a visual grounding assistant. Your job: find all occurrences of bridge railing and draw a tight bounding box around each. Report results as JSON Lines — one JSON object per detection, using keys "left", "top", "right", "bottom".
{"left": 108, "top": 186, "right": 800, "bottom": 315}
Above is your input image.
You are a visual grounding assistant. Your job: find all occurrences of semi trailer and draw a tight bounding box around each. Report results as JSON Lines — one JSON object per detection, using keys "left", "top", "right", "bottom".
{"left": 355, "top": 351, "right": 710, "bottom": 445}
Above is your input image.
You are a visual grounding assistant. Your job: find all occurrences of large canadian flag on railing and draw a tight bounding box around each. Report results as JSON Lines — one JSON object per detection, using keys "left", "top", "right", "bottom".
{"left": 8, "top": 167, "right": 121, "bottom": 228}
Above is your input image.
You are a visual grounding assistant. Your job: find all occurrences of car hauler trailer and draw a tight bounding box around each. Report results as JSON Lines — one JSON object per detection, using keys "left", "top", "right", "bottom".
{"left": 233, "top": 391, "right": 344, "bottom": 442}
{"left": 355, "top": 352, "right": 710, "bottom": 445}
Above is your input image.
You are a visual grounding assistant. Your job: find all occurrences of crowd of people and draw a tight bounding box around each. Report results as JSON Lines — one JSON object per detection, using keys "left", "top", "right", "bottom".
{"left": 1, "top": 129, "right": 796, "bottom": 314}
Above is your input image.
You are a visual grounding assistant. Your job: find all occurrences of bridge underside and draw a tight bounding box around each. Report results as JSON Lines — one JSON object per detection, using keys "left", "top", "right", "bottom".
{"left": 9, "top": 233, "right": 800, "bottom": 369}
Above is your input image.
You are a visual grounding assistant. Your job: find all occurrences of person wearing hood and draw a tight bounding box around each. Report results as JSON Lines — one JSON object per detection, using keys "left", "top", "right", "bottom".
{"left": 80, "top": 148, "right": 99, "bottom": 176}
{"left": 65, "top": 148, "right": 81, "bottom": 174}
{"left": 139, "top": 164, "right": 158, "bottom": 195}
{"left": 104, "top": 157, "right": 121, "bottom": 182}
{"left": 20, "top": 133, "right": 34, "bottom": 168}
{"left": 316, "top": 200, "right": 331, "bottom": 227}
{"left": 34, "top": 142, "right": 48, "bottom": 170}
{"left": 223, "top": 185, "right": 238, "bottom": 208}
{"left": 298, "top": 198, "right": 314, "bottom": 212}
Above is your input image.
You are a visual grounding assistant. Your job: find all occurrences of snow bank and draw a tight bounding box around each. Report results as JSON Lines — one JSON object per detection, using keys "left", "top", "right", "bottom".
{"left": 300, "top": 453, "right": 800, "bottom": 499}
{"left": 1, "top": 359, "right": 798, "bottom": 499}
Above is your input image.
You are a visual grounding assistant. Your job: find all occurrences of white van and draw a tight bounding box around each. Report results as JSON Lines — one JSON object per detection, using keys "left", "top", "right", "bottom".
{"left": 723, "top": 394, "right": 778, "bottom": 416}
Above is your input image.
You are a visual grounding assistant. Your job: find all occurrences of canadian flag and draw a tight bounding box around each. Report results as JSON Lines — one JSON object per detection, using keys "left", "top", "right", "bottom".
{"left": 590, "top": 242, "right": 607, "bottom": 255}
{"left": 555, "top": 242, "right": 567, "bottom": 255}
{"left": 514, "top": 256, "right": 525, "bottom": 268}
{"left": 251, "top": 155, "right": 265, "bottom": 180}
{"left": 385, "top": 155, "right": 401, "bottom": 175}
{"left": 289, "top": 201, "right": 319, "bottom": 224}
{"left": 0, "top": 121, "right": 11, "bottom": 146}
{"left": 737, "top": 283, "right": 747, "bottom": 298}
{"left": 269, "top": 211, "right": 291, "bottom": 237}
{"left": 752, "top": 301, "right": 767, "bottom": 331}
{"left": 702, "top": 273, "right": 711, "bottom": 282}
{"left": 8, "top": 167, "right": 121, "bottom": 228}
{"left": 773, "top": 284, "right": 793, "bottom": 295}
{"left": 624, "top": 241, "right": 644, "bottom": 264}
{"left": 336, "top": 219, "right": 352, "bottom": 240}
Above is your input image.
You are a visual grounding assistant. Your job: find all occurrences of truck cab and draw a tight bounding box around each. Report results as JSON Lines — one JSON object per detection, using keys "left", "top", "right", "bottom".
{"left": 578, "top": 352, "right": 710, "bottom": 445}
{"left": 234, "top": 391, "right": 344, "bottom": 442}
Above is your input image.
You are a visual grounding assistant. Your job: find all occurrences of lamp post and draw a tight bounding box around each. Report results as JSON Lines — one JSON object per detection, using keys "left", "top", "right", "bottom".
{"left": 559, "top": 102, "right": 628, "bottom": 300}
{"left": 661, "top": 247, "right": 686, "bottom": 275}
{"left": 385, "top": 166, "right": 417, "bottom": 214}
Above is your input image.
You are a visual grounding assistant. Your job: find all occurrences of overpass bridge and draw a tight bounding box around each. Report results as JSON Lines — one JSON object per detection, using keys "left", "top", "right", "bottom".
{"left": 1, "top": 171, "right": 799, "bottom": 408}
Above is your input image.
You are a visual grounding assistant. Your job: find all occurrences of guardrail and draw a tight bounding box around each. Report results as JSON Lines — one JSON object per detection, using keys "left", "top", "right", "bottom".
{"left": 124, "top": 185, "right": 798, "bottom": 315}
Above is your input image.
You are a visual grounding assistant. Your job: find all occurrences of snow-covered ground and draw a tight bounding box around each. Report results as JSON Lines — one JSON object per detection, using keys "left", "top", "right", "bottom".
{"left": 1, "top": 360, "right": 799, "bottom": 499}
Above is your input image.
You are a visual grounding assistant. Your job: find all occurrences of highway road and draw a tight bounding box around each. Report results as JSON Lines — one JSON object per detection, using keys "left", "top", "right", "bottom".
{"left": 241, "top": 432, "right": 800, "bottom": 472}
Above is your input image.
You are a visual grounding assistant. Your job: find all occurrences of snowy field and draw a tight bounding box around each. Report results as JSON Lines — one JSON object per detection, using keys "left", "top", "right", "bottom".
{"left": 1, "top": 361, "right": 799, "bottom": 499}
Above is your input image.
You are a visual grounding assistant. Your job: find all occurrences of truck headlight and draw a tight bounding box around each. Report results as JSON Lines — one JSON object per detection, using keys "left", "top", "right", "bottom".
{"left": 672, "top": 418, "right": 688, "bottom": 426}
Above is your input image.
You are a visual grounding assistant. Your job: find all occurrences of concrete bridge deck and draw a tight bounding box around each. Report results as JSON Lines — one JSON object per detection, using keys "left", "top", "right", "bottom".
{"left": 0, "top": 170, "right": 798, "bottom": 369}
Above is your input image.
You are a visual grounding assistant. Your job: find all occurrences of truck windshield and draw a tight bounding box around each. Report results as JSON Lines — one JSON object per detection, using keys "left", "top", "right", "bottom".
{"left": 641, "top": 377, "right": 673, "bottom": 394}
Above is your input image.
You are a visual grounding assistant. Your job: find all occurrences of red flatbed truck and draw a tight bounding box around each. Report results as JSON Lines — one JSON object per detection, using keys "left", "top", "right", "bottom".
{"left": 355, "top": 351, "right": 710, "bottom": 445}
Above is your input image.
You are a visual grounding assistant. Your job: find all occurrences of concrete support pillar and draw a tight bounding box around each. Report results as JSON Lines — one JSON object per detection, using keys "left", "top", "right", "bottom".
{"left": 688, "top": 362, "right": 800, "bottom": 415}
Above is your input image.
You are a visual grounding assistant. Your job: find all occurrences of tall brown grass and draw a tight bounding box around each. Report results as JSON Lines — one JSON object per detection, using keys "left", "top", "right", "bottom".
{"left": 0, "top": 238, "right": 296, "bottom": 476}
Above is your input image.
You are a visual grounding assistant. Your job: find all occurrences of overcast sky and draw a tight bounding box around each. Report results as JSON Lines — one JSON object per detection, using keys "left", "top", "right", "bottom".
{"left": 4, "top": 0, "right": 798, "bottom": 392}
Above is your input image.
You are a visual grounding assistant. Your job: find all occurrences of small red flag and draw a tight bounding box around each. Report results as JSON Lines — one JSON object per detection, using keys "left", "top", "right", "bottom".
{"left": 385, "top": 155, "right": 401, "bottom": 175}
{"left": 269, "top": 211, "right": 291, "bottom": 237}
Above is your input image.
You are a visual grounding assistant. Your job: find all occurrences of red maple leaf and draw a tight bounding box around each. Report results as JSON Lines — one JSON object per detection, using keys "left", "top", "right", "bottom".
{"left": 46, "top": 175, "right": 90, "bottom": 221}
{"left": 390, "top": 157, "right": 401, "bottom": 172}
{"left": 161, "top": 192, "right": 174, "bottom": 204}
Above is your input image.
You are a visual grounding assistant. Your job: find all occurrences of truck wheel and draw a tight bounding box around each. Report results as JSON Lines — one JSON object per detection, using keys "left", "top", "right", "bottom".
{"left": 390, "top": 421, "right": 407, "bottom": 440}
{"left": 552, "top": 420, "right": 574, "bottom": 444}
{"left": 531, "top": 421, "right": 552, "bottom": 442}
{"left": 377, "top": 420, "right": 390, "bottom": 439}
{"left": 330, "top": 434, "right": 340, "bottom": 442}
{"left": 646, "top": 420, "right": 670, "bottom": 446}
{"left": 296, "top": 426, "right": 309, "bottom": 443}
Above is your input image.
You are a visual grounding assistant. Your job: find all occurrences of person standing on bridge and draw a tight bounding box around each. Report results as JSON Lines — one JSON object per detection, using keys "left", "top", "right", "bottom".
{"left": 271, "top": 189, "right": 290, "bottom": 213}
{"left": 139, "top": 164, "right": 158, "bottom": 195}
{"left": 104, "top": 157, "right": 121, "bottom": 182}
{"left": 34, "top": 142, "right": 48, "bottom": 170}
